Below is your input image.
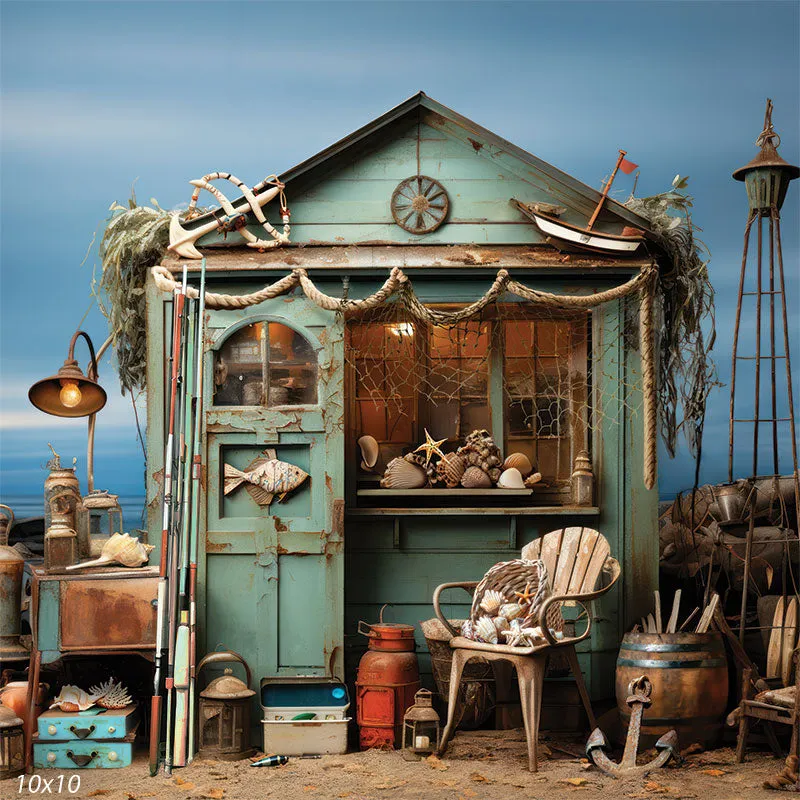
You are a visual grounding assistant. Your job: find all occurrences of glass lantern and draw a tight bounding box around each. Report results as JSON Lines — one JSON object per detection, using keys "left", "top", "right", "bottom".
{"left": 0, "top": 705, "right": 24, "bottom": 779}
{"left": 76, "top": 490, "right": 123, "bottom": 558}
{"left": 402, "top": 689, "right": 440, "bottom": 761}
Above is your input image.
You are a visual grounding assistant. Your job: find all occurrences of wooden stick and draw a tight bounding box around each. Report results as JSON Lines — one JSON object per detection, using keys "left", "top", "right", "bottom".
{"left": 654, "top": 591, "right": 663, "bottom": 634}
{"left": 587, "top": 150, "right": 627, "bottom": 230}
{"left": 667, "top": 590, "right": 682, "bottom": 634}
{"left": 641, "top": 617, "right": 648, "bottom": 634}
{"left": 696, "top": 593, "right": 720, "bottom": 634}
{"left": 647, "top": 613, "right": 656, "bottom": 634}
{"left": 678, "top": 607, "right": 700, "bottom": 632}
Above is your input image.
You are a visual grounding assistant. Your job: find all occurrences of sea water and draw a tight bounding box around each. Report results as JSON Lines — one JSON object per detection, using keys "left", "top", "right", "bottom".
{"left": 0, "top": 494, "right": 147, "bottom": 534}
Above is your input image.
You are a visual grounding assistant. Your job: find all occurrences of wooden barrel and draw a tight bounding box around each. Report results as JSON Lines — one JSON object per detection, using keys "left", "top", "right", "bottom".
{"left": 616, "top": 631, "right": 728, "bottom": 747}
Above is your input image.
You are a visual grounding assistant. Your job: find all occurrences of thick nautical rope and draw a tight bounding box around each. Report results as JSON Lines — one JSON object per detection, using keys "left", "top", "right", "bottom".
{"left": 640, "top": 270, "right": 658, "bottom": 491}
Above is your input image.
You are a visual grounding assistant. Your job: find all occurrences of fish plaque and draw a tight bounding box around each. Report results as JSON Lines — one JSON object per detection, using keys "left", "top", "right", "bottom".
{"left": 223, "top": 449, "right": 309, "bottom": 507}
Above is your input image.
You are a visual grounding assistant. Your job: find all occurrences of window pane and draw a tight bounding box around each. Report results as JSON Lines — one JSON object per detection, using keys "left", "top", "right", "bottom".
{"left": 214, "top": 322, "right": 317, "bottom": 406}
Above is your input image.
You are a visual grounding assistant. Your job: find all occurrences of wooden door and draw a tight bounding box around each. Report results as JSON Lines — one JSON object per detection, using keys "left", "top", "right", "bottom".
{"left": 201, "top": 294, "right": 344, "bottom": 684}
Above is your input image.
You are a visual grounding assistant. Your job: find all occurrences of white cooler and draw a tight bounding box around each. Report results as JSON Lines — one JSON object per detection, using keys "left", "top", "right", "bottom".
{"left": 260, "top": 680, "right": 351, "bottom": 755}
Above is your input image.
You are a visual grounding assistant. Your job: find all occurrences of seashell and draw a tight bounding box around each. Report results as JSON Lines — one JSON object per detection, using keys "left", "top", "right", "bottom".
{"left": 49, "top": 685, "right": 98, "bottom": 713}
{"left": 503, "top": 453, "right": 533, "bottom": 478}
{"left": 65, "top": 532, "right": 154, "bottom": 571}
{"left": 460, "top": 619, "right": 474, "bottom": 639}
{"left": 436, "top": 452, "right": 466, "bottom": 488}
{"left": 358, "top": 435, "right": 380, "bottom": 471}
{"left": 89, "top": 679, "right": 133, "bottom": 709}
{"left": 493, "top": 615, "right": 510, "bottom": 634}
{"left": 497, "top": 467, "right": 525, "bottom": 489}
{"left": 479, "top": 589, "right": 506, "bottom": 615}
{"left": 461, "top": 466, "right": 491, "bottom": 489}
{"left": 473, "top": 615, "right": 498, "bottom": 644}
{"left": 524, "top": 472, "right": 543, "bottom": 487}
{"left": 499, "top": 602, "right": 525, "bottom": 620}
{"left": 380, "top": 457, "right": 427, "bottom": 489}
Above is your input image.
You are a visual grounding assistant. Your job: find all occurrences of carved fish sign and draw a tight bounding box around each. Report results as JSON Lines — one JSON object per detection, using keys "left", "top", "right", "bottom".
{"left": 224, "top": 449, "right": 309, "bottom": 507}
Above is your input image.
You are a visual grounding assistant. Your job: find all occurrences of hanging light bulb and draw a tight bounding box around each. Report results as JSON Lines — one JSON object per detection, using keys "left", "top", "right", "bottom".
{"left": 59, "top": 380, "right": 83, "bottom": 409}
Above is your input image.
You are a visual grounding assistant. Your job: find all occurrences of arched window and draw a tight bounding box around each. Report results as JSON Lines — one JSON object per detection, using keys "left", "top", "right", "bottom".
{"left": 214, "top": 321, "right": 317, "bottom": 406}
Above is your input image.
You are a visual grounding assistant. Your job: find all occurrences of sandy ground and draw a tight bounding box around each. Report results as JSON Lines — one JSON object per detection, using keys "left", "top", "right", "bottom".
{"left": 2, "top": 731, "right": 786, "bottom": 800}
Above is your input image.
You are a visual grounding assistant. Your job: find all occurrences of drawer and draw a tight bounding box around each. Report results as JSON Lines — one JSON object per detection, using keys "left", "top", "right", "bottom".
{"left": 34, "top": 732, "right": 136, "bottom": 769}
{"left": 37, "top": 707, "right": 139, "bottom": 741}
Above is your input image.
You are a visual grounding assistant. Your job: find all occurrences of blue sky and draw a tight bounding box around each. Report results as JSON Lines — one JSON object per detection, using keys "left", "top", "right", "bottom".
{"left": 1, "top": 0, "right": 798, "bottom": 506}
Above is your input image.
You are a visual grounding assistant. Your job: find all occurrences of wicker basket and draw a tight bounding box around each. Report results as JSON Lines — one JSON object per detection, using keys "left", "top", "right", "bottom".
{"left": 420, "top": 618, "right": 495, "bottom": 729}
{"left": 469, "top": 558, "right": 564, "bottom": 636}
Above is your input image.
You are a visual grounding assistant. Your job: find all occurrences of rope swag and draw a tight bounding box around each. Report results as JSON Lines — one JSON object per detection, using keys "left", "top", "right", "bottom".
{"left": 151, "top": 263, "right": 659, "bottom": 490}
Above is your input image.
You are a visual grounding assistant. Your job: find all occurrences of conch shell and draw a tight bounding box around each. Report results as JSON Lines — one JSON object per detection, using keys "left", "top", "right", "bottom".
{"left": 461, "top": 466, "right": 492, "bottom": 489}
{"left": 49, "top": 685, "right": 98, "bottom": 713}
{"left": 380, "top": 457, "right": 427, "bottom": 489}
{"left": 358, "top": 435, "right": 380, "bottom": 472}
{"left": 498, "top": 467, "right": 525, "bottom": 489}
{"left": 524, "top": 472, "right": 543, "bottom": 487}
{"left": 65, "top": 532, "right": 154, "bottom": 571}
{"left": 503, "top": 453, "right": 533, "bottom": 478}
{"left": 89, "top": 679, "right": 133, "bottom": 709}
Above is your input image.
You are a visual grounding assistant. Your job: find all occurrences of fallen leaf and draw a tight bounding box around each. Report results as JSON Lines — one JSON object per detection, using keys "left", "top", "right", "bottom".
{"left": 700, "top": 769, "right": 725, "bottom": 777}
{"left": 375, "top": 780, "right": 408, "bottom": 790}
{"left": 643, "top": 781, "right": 670, "bottom": 794}
{"left": 425, "top": 754, "right": 450, "bottom": 770}
{"left": 470, "top": 772, "right": 488, "bottom": 783}
{"left": 173, "top": 777, "right": 195, "bottom": 791}
{"left": 562, "top": 777, "right": 588, "bottom": 787}
{"left": 460, "top": 790, "right": 478, "bottom": 798}
{"left": 303, "top": 786, "right": 317, "bottom": 793}
{"left": 202, "top": 789, "right": 226, "bottom": 799}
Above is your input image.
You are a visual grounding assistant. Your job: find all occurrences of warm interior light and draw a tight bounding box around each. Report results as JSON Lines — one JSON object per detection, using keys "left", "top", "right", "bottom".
{"left": 59, "top": 379, "right": 83, "bottom": 408}
{"left": 389, "top": 322, "right": 415, "bottom": 338}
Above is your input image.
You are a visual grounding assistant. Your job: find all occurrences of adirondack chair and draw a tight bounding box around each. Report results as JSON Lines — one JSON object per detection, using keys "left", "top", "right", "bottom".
{"left": 432, "top": 526, "right": 620, "bottom": 772}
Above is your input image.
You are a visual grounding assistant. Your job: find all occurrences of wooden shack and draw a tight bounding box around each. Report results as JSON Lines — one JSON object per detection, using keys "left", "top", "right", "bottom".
{"left": 145, "top": 93, "right": 661, "bottom": 725}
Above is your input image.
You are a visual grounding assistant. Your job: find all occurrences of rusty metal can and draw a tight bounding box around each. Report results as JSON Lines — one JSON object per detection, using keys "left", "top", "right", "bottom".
{"left": 44, "top": 462, "right": 80, "bottom": 534}
{"left": 355, "top": 616, "right": 420, "bottom": 750}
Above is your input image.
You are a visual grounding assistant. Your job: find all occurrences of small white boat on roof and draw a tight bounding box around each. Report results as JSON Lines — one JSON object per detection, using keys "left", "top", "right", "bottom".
{"left": 513, "top": 149, "right": 646, "bottom": 255}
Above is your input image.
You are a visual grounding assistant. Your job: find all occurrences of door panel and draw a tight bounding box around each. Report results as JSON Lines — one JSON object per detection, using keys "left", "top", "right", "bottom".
{"left": 202, "top": 296, "right": 344, "bottom": 684}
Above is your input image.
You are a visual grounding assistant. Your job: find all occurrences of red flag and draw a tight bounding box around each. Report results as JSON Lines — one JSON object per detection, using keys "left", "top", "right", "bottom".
{"left": 619, "top": 157, "right": 638, "bottom": 175}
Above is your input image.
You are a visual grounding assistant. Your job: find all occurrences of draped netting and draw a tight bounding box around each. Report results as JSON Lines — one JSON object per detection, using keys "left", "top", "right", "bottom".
{"left": 152, "top": 264, "right": 658, "bottom": 488}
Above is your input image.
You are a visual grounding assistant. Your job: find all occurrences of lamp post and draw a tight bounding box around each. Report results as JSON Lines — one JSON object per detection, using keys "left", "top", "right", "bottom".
{"left": 28, "top": 330, "right": 111, "bottom": 492}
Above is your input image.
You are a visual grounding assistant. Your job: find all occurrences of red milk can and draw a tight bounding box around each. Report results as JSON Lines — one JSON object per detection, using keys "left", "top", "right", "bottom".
{"left": 355, "top": 611, "right": 420, "bottom": 750}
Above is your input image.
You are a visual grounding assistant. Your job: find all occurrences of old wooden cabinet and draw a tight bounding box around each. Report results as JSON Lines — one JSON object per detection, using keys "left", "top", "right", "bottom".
{"left": 146, "top": 93, "right": 660, "bottom": 728}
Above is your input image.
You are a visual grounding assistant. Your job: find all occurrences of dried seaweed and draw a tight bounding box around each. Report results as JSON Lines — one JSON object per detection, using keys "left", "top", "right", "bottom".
{"left": 93, "top": 194, "right": 179, "bottom": 393}
{"left": 626, "top": 176, "right": 718, "bottom": 458}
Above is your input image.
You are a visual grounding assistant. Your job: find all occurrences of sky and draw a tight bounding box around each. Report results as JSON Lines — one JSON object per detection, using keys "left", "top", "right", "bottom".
{"left": 0, "top": 0, "right": 798, "bottom": 512}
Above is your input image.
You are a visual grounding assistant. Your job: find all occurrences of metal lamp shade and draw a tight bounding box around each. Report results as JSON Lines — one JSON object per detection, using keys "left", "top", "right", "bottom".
{"left": 28, "top": 362, "right": 107, "bottom": 418}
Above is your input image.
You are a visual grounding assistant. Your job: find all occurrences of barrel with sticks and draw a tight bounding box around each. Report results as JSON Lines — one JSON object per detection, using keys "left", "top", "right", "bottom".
{"left": 616, "top": 631, "right": 729, "bottom": 747}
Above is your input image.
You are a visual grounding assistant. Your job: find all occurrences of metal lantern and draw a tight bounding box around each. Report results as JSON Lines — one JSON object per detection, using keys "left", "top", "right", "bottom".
{"left": 44, "top": 491, "right": 78, "bottom": 572}
{"left": 401, "top": 689, "right": 440, "bottom": 761}
{"left": 197, "top": 651, "right": 256, "bottom": 761}
{"left": 0, "top": 505, "right": 28, "bottom": 662}
{"left": 76, "top": 490, "right": 123, "bottom": 558}
{"left": 0, "top": 705, "right": 24, "bottom": 779}
{"left": 571, "top": 450, "right": 594, "bottom": 507}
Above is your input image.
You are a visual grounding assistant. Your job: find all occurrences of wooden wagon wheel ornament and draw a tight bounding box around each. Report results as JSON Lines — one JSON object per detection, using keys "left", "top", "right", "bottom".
{"left": 391, "top": 175, "right": 449, "bottom": 234}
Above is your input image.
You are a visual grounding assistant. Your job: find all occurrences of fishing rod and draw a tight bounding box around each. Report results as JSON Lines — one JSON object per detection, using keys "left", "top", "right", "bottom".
{"left": 186, "top": 258, "right": 207, "bottom": 763}
{"left": 165, "top": 265, "right": 191, "bottom": 776}
{"left": 149, "top": 267, "right": 187, "bottom": 776}
{"left": 173, "top": 272, "right": 199, "bottom": 768}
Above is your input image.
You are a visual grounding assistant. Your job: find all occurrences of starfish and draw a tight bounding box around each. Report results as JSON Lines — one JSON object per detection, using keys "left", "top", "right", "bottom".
{"left": 413, "top": 428, "right": 447, "bottom": 467}
{"left": 514, "top": 582, "right": 536, "bottom": 606}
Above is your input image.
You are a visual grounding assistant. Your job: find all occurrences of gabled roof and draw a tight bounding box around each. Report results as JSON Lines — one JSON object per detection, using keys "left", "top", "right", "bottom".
{"left": 279, "top": 91, "right": 650, "bottom": 229}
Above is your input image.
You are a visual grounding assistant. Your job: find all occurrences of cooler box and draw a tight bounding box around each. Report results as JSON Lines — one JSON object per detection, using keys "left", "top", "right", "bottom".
{"left": 260, "top": 680, "right": 350, "bottom": 755}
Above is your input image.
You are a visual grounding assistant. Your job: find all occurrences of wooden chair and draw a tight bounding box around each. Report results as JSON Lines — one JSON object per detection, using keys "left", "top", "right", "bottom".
{"left": 432, "top": 526, "right": 620, "bottom": 771}
{"left": 732, "top": 648, "right": 800, "bottom": 765}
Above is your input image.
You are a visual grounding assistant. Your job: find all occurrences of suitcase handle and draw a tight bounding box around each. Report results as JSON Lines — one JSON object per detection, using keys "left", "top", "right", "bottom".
{"left": 67, "top": 750, "right": 98, "bottom": 767}
{"left": 69, "top": 724, "right": 96, "bottom": 740}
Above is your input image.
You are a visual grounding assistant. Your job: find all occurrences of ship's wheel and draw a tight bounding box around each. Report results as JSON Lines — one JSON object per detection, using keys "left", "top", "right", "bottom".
{"left": 391, "top": 175, "right": 449, "bottom": 234}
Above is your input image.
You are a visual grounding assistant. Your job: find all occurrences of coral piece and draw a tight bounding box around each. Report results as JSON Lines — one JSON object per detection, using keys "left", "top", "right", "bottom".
{"left": 89, "top": 679, "right": 133, "bottom": 709}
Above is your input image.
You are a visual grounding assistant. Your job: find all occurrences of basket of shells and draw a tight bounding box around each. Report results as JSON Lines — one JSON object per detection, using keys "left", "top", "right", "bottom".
{"left": 461, "top": 559, "right": 563, "bottom": 648}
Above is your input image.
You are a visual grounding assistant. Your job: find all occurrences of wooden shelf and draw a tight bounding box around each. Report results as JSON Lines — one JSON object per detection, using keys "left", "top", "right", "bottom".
{"left": 346, "top": 506, "right": 600, "bottom": 517}
{"left": 357, "top": 488, "right": 532, "bottom": 497}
